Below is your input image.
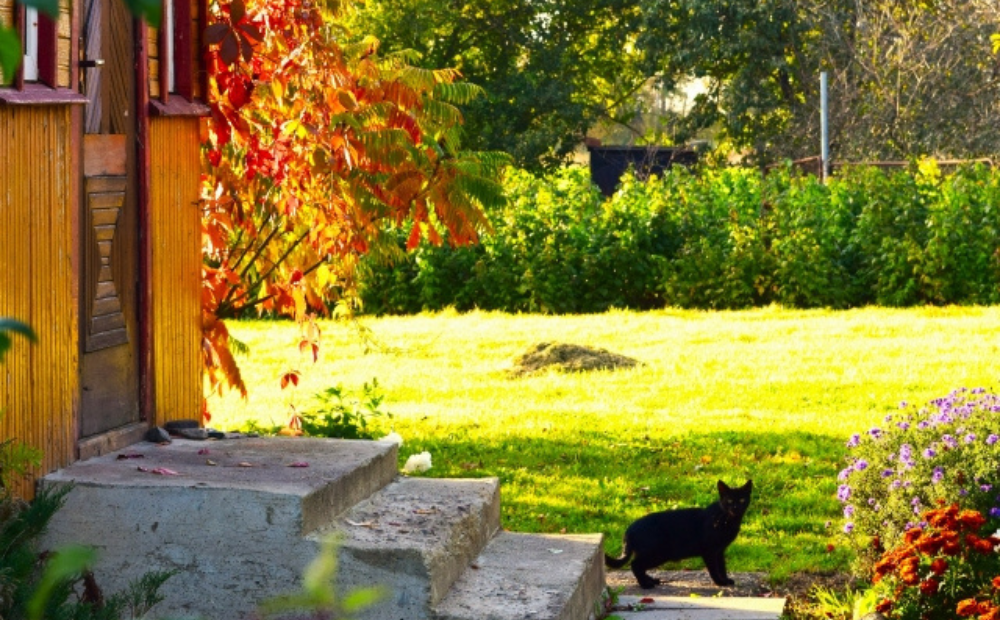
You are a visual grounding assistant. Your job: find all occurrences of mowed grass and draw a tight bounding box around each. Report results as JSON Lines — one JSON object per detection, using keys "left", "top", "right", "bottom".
{"left": 209, "top": 306, "right": 1000, "bottom": 582}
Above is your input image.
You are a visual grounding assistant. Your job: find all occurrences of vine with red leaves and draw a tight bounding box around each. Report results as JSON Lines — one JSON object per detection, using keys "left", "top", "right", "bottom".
{"left": 200, "top": 0, "right": 507, "bottom": 418}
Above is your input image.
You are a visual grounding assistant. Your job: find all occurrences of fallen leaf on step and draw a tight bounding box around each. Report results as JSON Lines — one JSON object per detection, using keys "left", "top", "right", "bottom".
{"left": 287, "top": 462, "right": 309, "bottom": 468}
{"left": 470, "top": 563, "right": 480, "bottom": 570}
{"left": 137, "top": 466, "right": 180, "bottom": 475}
{"left": 413, "top": 508, "right": 437, "bottom": 515}
{"left": 238, "top": 462, "right": 253, "bottom": 467}
{"left": 345, "top": 519, "right": 374, "bottom": 528}
{"left": 206, "top": 460, "right": 218, "bottom": 466}
{"left": 116, "top": 453, "right": 144, "bottom": 460}
{"left": 639, "top": 597, "right": 654, "bottom": 604}
{"left": 547, "top": 549, "right": 563, "bottom": 554}
{"left": 197, "top": 448, "right": 210, "bottom": 455}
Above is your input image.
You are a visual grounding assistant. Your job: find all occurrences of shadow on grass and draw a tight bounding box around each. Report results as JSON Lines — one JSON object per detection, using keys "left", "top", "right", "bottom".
{"left": 400, "top": 428, "right": 852, "bottom": 579}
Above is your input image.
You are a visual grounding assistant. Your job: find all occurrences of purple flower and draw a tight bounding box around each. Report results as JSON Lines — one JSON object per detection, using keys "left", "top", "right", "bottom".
{"left": 899, "top": 444, "right": 913, "bottom": 459}
{"left": 884, "top": 414, "right": 893, "bottom": 423}
{"left": 960, "top": 489, "right": 969, "bottom": 496}
{"left": 897, "top": 421, "right": 910, "bottom": 430}
{"left": 942, "top": 434, "right": 957, "bottom": 449}
{"left": 868, "top": 498, "right": 876, "bottom": 505}
{"left": 964, "top": 433, "right": 976, "bottom": 444}
{"left": 855, "top": 459, "right": 869, "bottom": 472}
{"left": 843, "top": 522, "right": 854, "bottom": 534}
{"left": 844, "top": 505, "right": 855, "bottom": 518}
{"left": 891, "top": 480, "right": 902, "bottom": 491}
{"left": 881, "top": 469, "right": 894, "bottom": 478}
{"left": 838, "top": 468, "right": 852, "bottom": 481}
{"left": 917, "top": 421, "right": 930, "bottom": 430}
{"left": 923, "top": 447, "right": 937, "bottom": 459}
{"left": 981, "top": 484, "right": 993, "bottom": 493}
{"left": 990, "top": 507, "right": 1000, "bottom": 519}
{"left": 899, "top": 401, "right": 909, "bottom": 409}
{"left": 932, "top": 467, "right": 944, "bottom": 484}
{"left": 987, "top": 434, "right": 998, "bottom": 445}
{"left": 837, "top": 484, "right": 851, "bottom": 502}
{"left": 846, "top": 434, "right": 861, "bottom": 448}
{"left": 911, "top": 497, "right": 921, "bottom": 506}
{"left": 868, "top": 427, "right": 882, "bottom": 439}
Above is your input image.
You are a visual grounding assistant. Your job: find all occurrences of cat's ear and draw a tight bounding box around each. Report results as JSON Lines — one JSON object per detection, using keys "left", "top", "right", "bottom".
{"left": 717, "top": 480, "right": 730, "bottom": 494}
{"left": 742, "top": 480, "right": 753, "bottom": 492}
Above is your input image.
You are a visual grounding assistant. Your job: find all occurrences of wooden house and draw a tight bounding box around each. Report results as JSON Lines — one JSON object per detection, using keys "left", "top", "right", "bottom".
{"left": 0, "top": 0, "right": 205, "bottom": 497}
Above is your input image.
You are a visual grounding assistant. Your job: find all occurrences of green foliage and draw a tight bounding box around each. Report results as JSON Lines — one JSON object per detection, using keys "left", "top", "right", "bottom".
{"left": 836, "top": 389, "right": 1000, "bottom": 577}
{"left": 299, "top": 379, "right": 393, "bottom": 440}
{"left": 258, "top": 536, "right": 385, "bottom": 619}
{"left": 359, "top": 164, "right": 1000, "bottom": 314}
{"left": 349, "top": 0, "right": 647, "bottom": 171}
{"left": 0, "top": 318, "right": 36, "bottom": 363}
{"left": 0, "top": 485, "right": 175, "bottom": 620}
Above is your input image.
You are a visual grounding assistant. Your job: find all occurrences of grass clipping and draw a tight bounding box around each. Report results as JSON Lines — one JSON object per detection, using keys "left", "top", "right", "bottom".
{"left": 509, "top": 342, "right": 640, "bottom": 377}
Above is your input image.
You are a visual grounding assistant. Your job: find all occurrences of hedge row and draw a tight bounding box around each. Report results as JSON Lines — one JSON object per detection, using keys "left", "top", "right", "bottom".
{"left": 358, "top": 163, "right": 1000, "bottom": 314}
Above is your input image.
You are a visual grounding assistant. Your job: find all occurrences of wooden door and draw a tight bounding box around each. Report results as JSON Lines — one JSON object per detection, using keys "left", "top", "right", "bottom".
{"left": 78, "top": 0, "right": 141, "bottom": 437}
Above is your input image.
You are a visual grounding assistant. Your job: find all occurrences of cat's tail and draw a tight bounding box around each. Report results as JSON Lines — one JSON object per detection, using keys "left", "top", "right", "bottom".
{"left": 604, "top": 544, "right": 632, "bottom": 569}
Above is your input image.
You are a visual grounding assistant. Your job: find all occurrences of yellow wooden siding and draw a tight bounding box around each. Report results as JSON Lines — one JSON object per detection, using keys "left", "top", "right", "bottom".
{"left": 148, "top": 27, "right": 159, "bottom": 99}
{"left": 0, "top": 0, "right": 12, "bottom": 28}
{"left": 0, "top": 106, "right": 78, "bottom": 499}
{"left": 57, "top": 0, "right": 70, "bottom": 87}
{"left": 149, "top": 117, "right": 202, "bottom": 425}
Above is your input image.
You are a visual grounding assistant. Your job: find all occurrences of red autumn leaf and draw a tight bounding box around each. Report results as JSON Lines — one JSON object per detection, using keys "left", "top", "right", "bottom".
{"left": 287, "top": 462, "right": 309, "bottom": 468}
{"left": 205, "top": 23, "right": 231, "bottom": 45}
{"left": 639, "top": 597, "right": 655, "bottom": 604}
{"left": 280, "top": 371, "right": 300, "bottom": 390}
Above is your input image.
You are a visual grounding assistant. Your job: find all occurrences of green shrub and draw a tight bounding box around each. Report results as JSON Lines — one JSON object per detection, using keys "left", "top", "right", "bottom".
{"left": 299, "top": 379, "right": 393, "bottom": 440}
{"left": 836, "top": 388, "right": 1000, "bottom": 576}
{"left": 356, "top": 163, "right": 1000, "bottom": 315}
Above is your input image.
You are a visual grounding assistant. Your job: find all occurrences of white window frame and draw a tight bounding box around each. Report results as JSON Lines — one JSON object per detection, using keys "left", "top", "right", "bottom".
{"left": 22, "top": 6, "right": 39, "bottom": 81}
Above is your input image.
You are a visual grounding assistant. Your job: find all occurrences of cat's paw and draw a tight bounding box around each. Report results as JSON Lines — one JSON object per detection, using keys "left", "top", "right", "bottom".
{"left": 714, "top": 578, "right": 736, "bottom": 587}
{"left": 638, "top": 577, "right": 661, "bottom": 589}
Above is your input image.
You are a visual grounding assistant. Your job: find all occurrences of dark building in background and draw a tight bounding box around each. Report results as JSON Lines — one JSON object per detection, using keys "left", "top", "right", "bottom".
{"left": 587, "top": 145, "right": 698, "bottom": 196}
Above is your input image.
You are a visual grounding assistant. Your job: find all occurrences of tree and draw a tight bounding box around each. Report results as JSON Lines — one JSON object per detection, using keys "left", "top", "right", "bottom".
{"left": 348, "top": 0, "right": 647, "bottom": 172}
{"left": 636, "top": 0, "right": 1000, "bottom": 164}
{"left": 201, "top": 0, "right": 508, "bottom": 400}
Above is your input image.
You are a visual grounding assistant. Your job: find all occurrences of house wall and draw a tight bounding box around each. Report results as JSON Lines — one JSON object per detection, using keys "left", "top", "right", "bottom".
{"left": 0, "top": 0, "right": 74, "bottom": 87}
{"left": 0, "top": 105, "right": 79, "bottom": 499}
{"left": 149, "top": 116, "right": 203, "bottom": 425}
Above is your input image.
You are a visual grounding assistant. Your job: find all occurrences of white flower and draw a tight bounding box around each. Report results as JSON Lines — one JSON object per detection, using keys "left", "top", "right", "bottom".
{"left": 402, "top": 451, "right": 432, "bottom": 474}
{"left": 379, "top": 431, "right": 404, "bottom": 446}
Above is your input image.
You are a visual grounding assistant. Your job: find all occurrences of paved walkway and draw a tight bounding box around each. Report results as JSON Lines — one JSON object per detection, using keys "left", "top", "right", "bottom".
{"left": 604, "top": 570, "right": 786, "bottom": 620}
{"left": 611, "top": 594, "right": 786, "bottom": 619}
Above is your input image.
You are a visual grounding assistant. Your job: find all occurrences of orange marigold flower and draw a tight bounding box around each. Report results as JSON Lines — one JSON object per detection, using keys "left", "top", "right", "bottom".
{"left": 979, "top": 606, "right": 1000, "bottom": 620}
{"left": 973, "top": 538, "right": 995, "bottom": 555}
{"left": 905, "top": 528, "right": 923, "bottom": 543}
{"left": 901, "top": 569, "right": 920, "bottom": 585}
{"left": 876, "top": 599, "right": 893, "bottom": 614}
{"left": 917, "top": 534, "right": 944, "bottom": 555}
{"left": 958, "top": 509, "right": 987, "bottom": 530}
{"left": 929, "top": 558, "right": 948, "bottom": 575}
{"left": 920, "top": 577, "right": 940, "bottom": 596}
{"left": 993, "top": 576, "right": 1000, "bottom": 589}
{"left": 958, "top": 599, "right": 980, "bottom": 617}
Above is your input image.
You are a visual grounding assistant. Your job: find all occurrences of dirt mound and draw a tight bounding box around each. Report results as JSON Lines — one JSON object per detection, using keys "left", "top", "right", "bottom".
{"left": 509, "top": 342, "right": 640, "bottom": 377}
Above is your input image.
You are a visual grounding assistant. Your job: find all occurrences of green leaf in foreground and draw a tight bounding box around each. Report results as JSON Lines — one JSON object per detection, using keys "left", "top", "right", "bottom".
{"left": 120, "top": 0, "right": 161, "bottom": 28}
{"left": 27, "top": 545, "right": 98, "bottom": 620}
{"left": 0, "top": 26, "right": 20, "bottom": 86}
{"left": 0, "top": 317, "right": 37, "bottom": 362}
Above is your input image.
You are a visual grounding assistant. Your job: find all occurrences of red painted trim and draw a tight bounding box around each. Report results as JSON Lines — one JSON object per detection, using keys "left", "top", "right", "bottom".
{"left": 135, "top": 18, "right": 155, "bottom": 424}
{"left": 149, "top": 97, "right": 208, "bottom": 116}
{"left": 36, "top": 13, "right": 57, "bottom": 87}
{"left": 0, "top": 85, "right": 88, "bottom": 104}
{"left": 197, "top": 0, "right": 207, "bottom": 100}
{"left": 174, "top": 0, "right": 192, "bottom": 99}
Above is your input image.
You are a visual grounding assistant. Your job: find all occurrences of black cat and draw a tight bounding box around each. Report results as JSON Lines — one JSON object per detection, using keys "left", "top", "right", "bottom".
{"left": 605, "top": 479, "right": 753, "bottom": 589}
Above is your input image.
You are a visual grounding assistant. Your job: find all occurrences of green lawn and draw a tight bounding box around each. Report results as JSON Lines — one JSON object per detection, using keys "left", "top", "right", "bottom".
{"left": 208, "top": 306, "right": 1000, "bottom": 582}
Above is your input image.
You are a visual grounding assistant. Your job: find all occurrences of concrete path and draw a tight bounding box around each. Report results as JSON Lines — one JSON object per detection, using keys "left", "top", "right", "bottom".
{"left": 610, "top": 594, "right": 786, "bottom": 619}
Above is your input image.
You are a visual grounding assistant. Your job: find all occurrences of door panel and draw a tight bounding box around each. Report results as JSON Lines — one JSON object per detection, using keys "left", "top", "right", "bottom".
{"left": 79, "top": 0, "right": 141, "bottom": 438}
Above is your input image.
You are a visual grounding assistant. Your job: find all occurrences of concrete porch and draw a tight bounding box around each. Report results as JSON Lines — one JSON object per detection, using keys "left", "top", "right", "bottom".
{"left": 40, "top": 436, "right": 605, "bottom": 620}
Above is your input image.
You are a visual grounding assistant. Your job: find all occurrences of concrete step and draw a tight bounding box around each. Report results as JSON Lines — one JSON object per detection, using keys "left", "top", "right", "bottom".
{"left": 40, "top": 437, "right": 400, "bottom": 619}
{"left": 327, "top": 476, "right": 501, "bottom": 619}
{"left": 433, "top": 531, "right": 606, "bottom": 620}
{"left": 612, "top": 595, "right": 786, "bottom": 620}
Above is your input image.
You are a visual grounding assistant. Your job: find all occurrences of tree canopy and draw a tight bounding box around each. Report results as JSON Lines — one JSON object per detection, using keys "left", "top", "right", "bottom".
{"left": 352, "top": 0, "right": 1000, "bottom": 168}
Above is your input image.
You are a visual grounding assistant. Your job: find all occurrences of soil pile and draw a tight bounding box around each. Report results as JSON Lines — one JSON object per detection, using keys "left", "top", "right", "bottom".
{"left": 509, "top": 342, "right": 640, "bottom": 377}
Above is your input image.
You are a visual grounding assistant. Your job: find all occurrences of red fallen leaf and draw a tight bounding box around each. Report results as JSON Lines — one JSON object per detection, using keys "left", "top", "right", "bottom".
{"left": 198, "top": 448, "right": 211, "bottom": 455}
{"left": 151, "top": 467, "right": 180, "bottom": 476}
{"left": 287, "top": 462, "right": 309, "bottom": 468}
{"left": 116, "top": 453, "right": 145, "bottom": 460}
{"left": 639, "top": 597, "right": 655, "bottom": 604}
{"left": 826, "top": 544, "right": 835, "bottom": 553}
